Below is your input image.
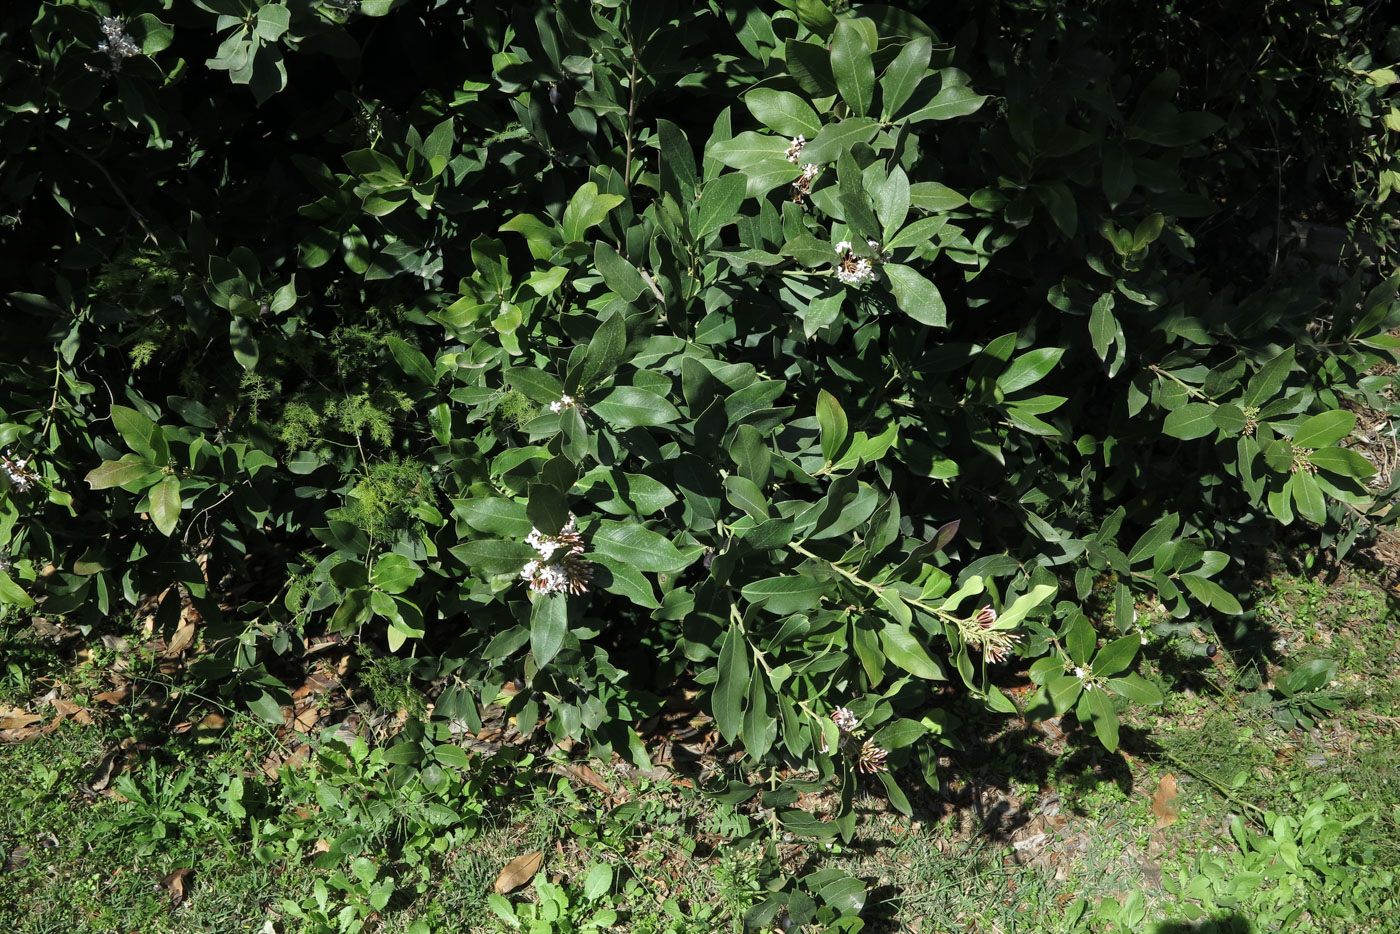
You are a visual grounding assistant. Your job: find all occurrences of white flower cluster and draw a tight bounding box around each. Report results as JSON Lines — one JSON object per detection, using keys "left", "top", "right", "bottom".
{"left": 520, "top": 514, "right": 592, "bottom": 595}
{"left": 784, "top": 135, "right": 807, "bottom": 164}
{"left": 549, "top": 394, "right": 585, "bottom": 415}
{"left": 791, "top": 162, "right": 821, "bottom": 206}
{"left": 1, "top": 451, "right": 36, "bottom": 491}
{"left": 97, "top": 17, "right": 140, "bottom": 71}
{"left": 833, "top": 240, "right": 885, "bottom": 286}
{"left": 820, "top": 707, "right": 888, "bottom": 772}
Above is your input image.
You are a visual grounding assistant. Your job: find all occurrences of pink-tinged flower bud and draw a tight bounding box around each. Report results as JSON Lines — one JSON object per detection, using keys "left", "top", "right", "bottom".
{"left": 857, "top": 740, "right": 888, "bottom": 773}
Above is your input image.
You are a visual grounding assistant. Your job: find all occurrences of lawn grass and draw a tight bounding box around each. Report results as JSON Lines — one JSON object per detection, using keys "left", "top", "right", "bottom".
{"left": 2, "top": 561, "right": 1397, "bottom": 932}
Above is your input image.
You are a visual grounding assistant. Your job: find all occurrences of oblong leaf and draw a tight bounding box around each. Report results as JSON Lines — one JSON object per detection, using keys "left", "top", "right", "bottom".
{"left": 150, "top": 476, "right": 181, "bottom": 536}
{"left": 592, "top": 522, "right": 688, "bottom": 573}
{"left": 591, "top": 387, "right": 681, "bottom": 428}
{"left": 1292, "top": 410, "right": 1355, "bottom": 449}
{"left": 745, "top": 88, "right": 821, "bottom": 137}
{"left": 1162, "top": 403, "right": 1218, "bottom": 440}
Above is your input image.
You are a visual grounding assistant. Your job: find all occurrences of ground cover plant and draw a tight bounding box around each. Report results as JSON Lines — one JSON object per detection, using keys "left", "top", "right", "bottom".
{"left": 2, "top": 0, "right": 1400, "bottom": 930}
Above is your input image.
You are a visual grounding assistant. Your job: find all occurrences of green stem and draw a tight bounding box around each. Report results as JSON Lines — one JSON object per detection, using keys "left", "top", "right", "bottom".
{"left": 787, "top": 541, "right": 960, "bottom": 624}
{"left": 1148, "top": 365, "right": 1218, "bottom": 406}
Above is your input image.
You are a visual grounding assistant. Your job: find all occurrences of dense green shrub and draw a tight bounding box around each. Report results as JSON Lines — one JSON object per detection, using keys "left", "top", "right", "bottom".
{"left": 2, "top": 0, "right": 1397, "bottom": 835}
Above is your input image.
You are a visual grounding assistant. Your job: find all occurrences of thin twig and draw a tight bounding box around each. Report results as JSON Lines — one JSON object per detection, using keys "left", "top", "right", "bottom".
{"left": 623, "top": 36, "right": 638, "bottom": 191}
{"left": 55, "top": 137, "right": 157, "bottom": 243}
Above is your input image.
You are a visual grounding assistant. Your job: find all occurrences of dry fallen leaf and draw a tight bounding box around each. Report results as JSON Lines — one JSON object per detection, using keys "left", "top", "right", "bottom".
{"left": 93, "top": 687, "right": 131, "bottom": 706}
{"left": 292, "top": 704, "right": 321, "bottom": 733}
{"left": 160, "top": 867, "right": 194, "bottom": 907}
{"left": 493, "top": 850, "right": 543, "bottom": 894}
{"left": 52, "top": 699, "right": 94, "bottom": 726}
{"left": 89, "top": 745, "right": 128, "bottom": 792}
{"left": 1151, "top": 773, "right": 1180, "bottom": 828}
{"left": 163, "top": 619, "right": 197, "bottom": 658}
{"left": 0, "top": 708, "right": 42, "bottom": 730}
{"left": 563, "top": 763, "right": 611, "bottom": 795}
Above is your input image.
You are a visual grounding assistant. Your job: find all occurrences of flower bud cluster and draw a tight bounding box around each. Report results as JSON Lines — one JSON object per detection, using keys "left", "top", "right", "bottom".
{"left": 520, "top": 514, "right": 592, "bottom": 595}
{"left": 1, "top": 451, "right": 36, "bottom": 491}
{"left": 833, "top": 240, "right": 888, "bottom": 286}
{"left": 958, "top": 604, "right": 1024, "bottom": 663}
{"left": 820, "top": 706, "right": 889, "bottom": 773}
{"left": 784, "top": 135, "right": 807, "bottom": 164}
{"left": 791, "top": 162, "right": 821, "bottom": 206}
{"left": 97, "top": 17, "right": 140, "bottom": 71}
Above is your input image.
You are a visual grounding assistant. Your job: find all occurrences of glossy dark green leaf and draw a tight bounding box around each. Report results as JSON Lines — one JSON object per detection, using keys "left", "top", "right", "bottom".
{"left": 1306, "top": 446, "right": 1376, "bottom": 478}
{"left": 880, "top": 36, "right": 932, "bottom": 120}
{"left": 594, "top": 242, "right": 648, "bottom": 302}
{"left": 816, "top": 389, "right": 849, "bottom": 463}
{"left": 0, "top": 571, "right": 35, "bottom": 608}
{"left": 591, "top": 555, "right": 660, "bottom": 609}
{"left": 998, "top": 348, "right": 1064, "bottom": 394}
{"left": 85, "top": 454, "right": 155, "bottom": 490}
{"left": 695, "top": 173, "right": 748, "bottom": 239}
{"left": 449, "top": 540, "right": 538, "bottom": 576}
{"left": 149, "top": 476, "right": 181, "bottom": 536}
{"left": 591, "top": 386, "right": 681, "bottom": 428}
{"left": 1108, "top": 673, "right": 1163, "bottom": 705}
{"left": 1242, "top": 346, "right": 1296, "bottom": 408}
{"left": 879, "top": 622, "right": 946, "bottom": 680}
{"left": 1091, "top": 634, "right": 1140, "bottom": 677}
{"left": 884, "top": 264, "right": 945, "bottom": 327}
{"left": 740, "top": 575, "right": 826, "bottom": 614}
{"left": 904, "top": 85, "right": 987, "bottom": 123}
{"left": 1290, "top": 469, "right": 1327, "bottom": 525}
{"left": 1163, "top": 403, "right": 1218, "bottom": 440}
{"left": 530, "top": 593, "right": 568, "bottom": 667}
{"left": 830, "top": 20, "right": 874, "bottom": 116}
{"left": 1078, "top": 686, "right": 1119, "bottom": 751}
{"left": 1292, "top": 410, "right": 1355, "bottom": 449}
{"left": 592, "top": 522, "right": 688, "bottom": 573}
{"left": 798, "top": 117, "right": 879, "bottom": 164}
{"left": 714, "top": 623, "right": 749, "bottom": 743}
{"left": 745, "top": 88, "right": 821, "bottom": 138}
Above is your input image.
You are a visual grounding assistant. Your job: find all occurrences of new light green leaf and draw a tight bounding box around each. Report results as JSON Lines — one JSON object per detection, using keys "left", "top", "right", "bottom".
{"left": 561, "top": 182, "right": 625, "bottom": 243}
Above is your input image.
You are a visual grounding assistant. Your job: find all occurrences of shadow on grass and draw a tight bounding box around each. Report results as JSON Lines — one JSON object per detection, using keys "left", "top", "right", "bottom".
{"left": 1153, "top": 915, "right": 1253, "bottom": 933}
